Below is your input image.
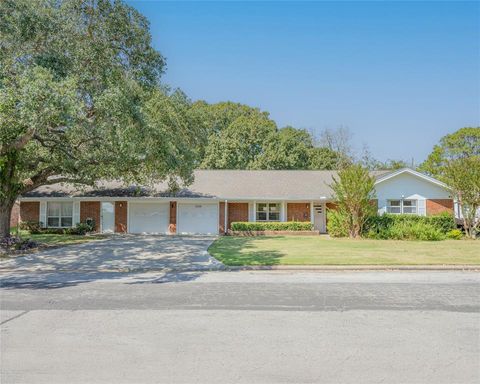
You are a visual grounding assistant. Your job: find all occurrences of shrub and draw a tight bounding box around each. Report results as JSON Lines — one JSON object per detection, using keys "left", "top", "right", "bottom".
{"left": 230, "top": 221, "right": 313, "bottom": 231}
{"left": 326, "top": 210, "right": 349, "bottom": 237}
{"left": 364, "top": 213, "right": 455, "bottom": 239}
{"left": 446, "top": 229, "right": 463, "bottom": 240}
{"left": 67, "top": 222, "right": 95, "bottom": 235}
{"left": 427, "top": 212, "right": 456, "bottom": 233}
{"left": 41, "top": 228, "right": 67, "bottom": 234}
{"left": 0, "top": 236, "right": 38, "bottom": 252}
{"left": 15, "top": 239, "right": 39, "bottom": 251}
{"left": 386, "top": 221, "right": 445, "bottom": 241}
{"left": 1, "top": 236, "right": 21, "bottom": 249}
{"left": 19, "top": 221, "right": 42, "bottom": 234}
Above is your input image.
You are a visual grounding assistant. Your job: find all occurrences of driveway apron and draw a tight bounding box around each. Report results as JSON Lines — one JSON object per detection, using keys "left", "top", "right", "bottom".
{"left": 0, "top": 235, "right": 224, "bottom": 274}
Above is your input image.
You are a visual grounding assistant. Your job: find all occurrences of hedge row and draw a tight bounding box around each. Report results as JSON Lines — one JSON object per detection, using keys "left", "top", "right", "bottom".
{"left": 19, "top": 220, "right": 96, "bottom": 235}
{"left": 230, "top": 221, "right": 313, "bottom": 231}
{"left": 326, "top": 211, "right": 457, "bottom": 241}
{"left": 364, "top": 212, "right": 456, "bottom": 238}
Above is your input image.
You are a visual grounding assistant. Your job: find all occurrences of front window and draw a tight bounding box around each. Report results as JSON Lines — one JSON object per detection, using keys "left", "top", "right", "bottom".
{"left": 256, "top": 203, "right": 280, "bottom": 221}
{"left": 47, "top": 202, "right": 73, "bottom": 227}
{"left": 387, "top": 199, "right": 417, "bottom": 214}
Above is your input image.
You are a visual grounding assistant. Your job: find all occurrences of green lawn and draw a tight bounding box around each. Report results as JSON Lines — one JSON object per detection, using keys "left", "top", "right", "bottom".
{"left": 209, "top": 236, "right": 480, "bottom": 266}
{"left": 12, "top": 230, "right": 105, "bottom": 246}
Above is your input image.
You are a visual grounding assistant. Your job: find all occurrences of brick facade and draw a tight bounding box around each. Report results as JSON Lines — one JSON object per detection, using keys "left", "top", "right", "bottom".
{"left": 169, "top": 201, "right": 177, "bottom": 234}
{"left": 80, "top": 201, "right": 101, "bottom": 232}
{"left": 10, "top": 201, "right": 20, "bottom": 228}
{"left": 114, "top": 201, "right": 128, "bottom": 233}
{"left": 20, "top": 201, "right": 40, "bottom": 223}
{"left": 227, "top": 203, "right": 249, "bottom": 229}
{"left": 287, "top": 203, "right": 310, "bottom": 222}
{"left": 426, "top": 199, "right": 454, "bottom": 216}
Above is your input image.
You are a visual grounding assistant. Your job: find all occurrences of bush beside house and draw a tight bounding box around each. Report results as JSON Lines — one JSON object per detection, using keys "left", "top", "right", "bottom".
{"left": 19, "top": 220, "right": 96, "bottom": 235}
{"left": 328, "top": 211, "right": 457, "bottom": 241}
{"left": 230, "top": 221, "right": 315, "bottom": 235}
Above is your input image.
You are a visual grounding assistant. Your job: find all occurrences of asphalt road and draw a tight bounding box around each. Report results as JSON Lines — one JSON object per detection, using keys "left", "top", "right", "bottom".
{"left": 1, "top": 271, "right": 479, "bottom": 384}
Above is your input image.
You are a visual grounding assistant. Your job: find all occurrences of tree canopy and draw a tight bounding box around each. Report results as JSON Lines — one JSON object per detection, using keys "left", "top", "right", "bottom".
{"left": 420, "top": 127, "right": 480, "bottom": 238}
{"left": 0, "top": 0, "right": 198, "bottom": 235}
{"left": 191, "top": 101, "right": 346, "bottom": 170}
{"left": 419, "top": 127, "right": 480, "bottom": 178}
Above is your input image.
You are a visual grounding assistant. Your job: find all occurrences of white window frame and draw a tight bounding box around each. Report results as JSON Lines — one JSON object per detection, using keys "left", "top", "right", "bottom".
{"left": 387, "top": 199, "right": 417, "bottom": 215}
{"left": 46, "top": 202, "right": 74, "bottom": 228}
{"left": 255, "top": 202, "right": 281, "bottom": 222}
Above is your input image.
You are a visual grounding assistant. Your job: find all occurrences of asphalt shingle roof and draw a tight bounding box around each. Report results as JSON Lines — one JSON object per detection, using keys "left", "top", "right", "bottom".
{"left": 22, "top": 170, "right": 392, "bottom": 200}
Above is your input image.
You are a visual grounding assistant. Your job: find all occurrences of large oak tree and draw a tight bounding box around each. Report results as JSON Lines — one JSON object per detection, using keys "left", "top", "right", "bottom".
{"left": 0, "top": 0, "right": 197, "bottom": 236}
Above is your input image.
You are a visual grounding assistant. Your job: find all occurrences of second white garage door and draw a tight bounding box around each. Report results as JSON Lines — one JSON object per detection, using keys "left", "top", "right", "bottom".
{"left": 177, "top": 203, "right": 218, "bottom": 235}
{"left": 129, "top": 202, "right": 169, "bottom": 234}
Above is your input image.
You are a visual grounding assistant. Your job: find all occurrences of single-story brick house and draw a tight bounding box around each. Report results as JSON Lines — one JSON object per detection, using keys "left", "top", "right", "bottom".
{"left": 12, "top": 168, "right": 454, "bottom": 235}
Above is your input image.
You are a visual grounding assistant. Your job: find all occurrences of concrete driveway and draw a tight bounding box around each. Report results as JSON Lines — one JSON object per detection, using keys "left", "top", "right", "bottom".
{"left": 0, "top": 235, "right": 224, "bottom": 274}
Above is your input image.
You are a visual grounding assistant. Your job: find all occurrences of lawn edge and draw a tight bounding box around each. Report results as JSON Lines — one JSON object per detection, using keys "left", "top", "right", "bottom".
{"left": 225, "top": 265, "right": 480, "bottom": 271}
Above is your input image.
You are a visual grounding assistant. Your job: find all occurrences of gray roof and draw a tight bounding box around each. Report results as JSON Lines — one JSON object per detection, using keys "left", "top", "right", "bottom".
{"left": 22, "top": 170, "right": 391, "bottom": 200}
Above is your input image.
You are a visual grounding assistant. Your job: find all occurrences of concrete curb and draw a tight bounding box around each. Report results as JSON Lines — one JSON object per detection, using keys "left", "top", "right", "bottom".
{"left": 0, "top": 265, "right": 478, "bottom": 274}
{"left": 225, "top": 265, "right": 480, "bottom": 271}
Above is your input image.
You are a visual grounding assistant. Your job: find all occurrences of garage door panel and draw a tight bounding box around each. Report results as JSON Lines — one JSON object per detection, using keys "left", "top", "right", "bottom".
{"left": 129, "top": 203, "right": 169, "bottom": 234}
{"left": 177, "top": 203, "right": 218, "bottom": 235}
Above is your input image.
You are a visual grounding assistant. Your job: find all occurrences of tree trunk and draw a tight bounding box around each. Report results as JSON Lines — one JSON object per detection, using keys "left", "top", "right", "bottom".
{"left": 0, "top": 198, "right": 15, "bottom": 238}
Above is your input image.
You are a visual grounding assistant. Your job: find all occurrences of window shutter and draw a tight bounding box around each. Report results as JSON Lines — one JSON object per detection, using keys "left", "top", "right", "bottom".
{"left": 73, "top": 201, "right": 80, "bottom": 225}
{"left": 39, "top": 201, "right": 47, "bottom": 227}
{"left": 417, "top": 199, "right": 426, "bottom": 216}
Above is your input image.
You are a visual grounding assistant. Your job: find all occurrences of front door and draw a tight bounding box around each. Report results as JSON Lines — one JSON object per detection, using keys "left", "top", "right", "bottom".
{"left": 101, "top": 202, "right": 115, "bottom": 233}
{"left": 313, "top": 203, "right": 326, "bottom": 233}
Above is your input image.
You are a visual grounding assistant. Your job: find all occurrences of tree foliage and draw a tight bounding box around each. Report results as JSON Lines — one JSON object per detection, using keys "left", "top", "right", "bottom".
{"left": 419, "top": 127, "right": 480, "bottom": 238}
{"left": 254, "top": 127, "right": 315, "bottom": 170}
{"left": 443, "top": 157, "right": 480, "bottom": 239}
{"left": 419, "top": 127, "right": 480, "bottom": 178}
{"left": 0, "top": 0, "right": 197, "bottom": 236}
{"left": 192, "top": 101, "right": 346, "bottom": 170}
{"left": 329, "top": 164, "right": 377, "bottom": 238}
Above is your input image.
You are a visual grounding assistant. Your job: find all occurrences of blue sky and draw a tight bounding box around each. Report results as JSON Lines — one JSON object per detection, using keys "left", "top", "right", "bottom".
{"left": 127, "top": 1, "right": 480, "bottom": 163}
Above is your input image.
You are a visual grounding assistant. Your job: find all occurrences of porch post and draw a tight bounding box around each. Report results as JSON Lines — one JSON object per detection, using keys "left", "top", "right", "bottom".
{"left": 310, "top": 201, "right": 314, "bottom": 225}
{"left": 224, "top": 199, "right": 228, "bottom": 234}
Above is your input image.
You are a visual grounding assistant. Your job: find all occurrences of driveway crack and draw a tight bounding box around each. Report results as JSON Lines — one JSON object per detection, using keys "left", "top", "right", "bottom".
{"left": 1, "top": 310, "right": 29, "bottom": 326}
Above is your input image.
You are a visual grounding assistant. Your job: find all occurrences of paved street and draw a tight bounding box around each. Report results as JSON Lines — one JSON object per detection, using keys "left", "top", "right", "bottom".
{"left": 1, "top": 270, "right": 479, "bottom": 384}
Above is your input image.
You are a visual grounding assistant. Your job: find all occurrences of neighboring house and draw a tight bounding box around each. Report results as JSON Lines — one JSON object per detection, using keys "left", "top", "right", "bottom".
{"left": 13, "top": 168, "right": 454, "bottom": 235}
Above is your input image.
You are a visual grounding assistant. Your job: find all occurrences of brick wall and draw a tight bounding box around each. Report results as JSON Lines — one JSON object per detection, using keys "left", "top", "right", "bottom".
{"left": 287, "top": 203, "right": 310, "bottom": 222}
{"left": 227, "top": 203, "right": 249, "bottom": 229}
{"left": 10, "top": 201, "right": 20, "bottom": 228}
{"left": 20, "top": 201, "right": 40, "bottom": 223}
{"left": 426, "top": 199, "right": 454, "bottom": 216}
{"left": 219, "top": 202, "right": 225, "bottom": 234}
{"left": 115, "top": 201, "right": 128, "bottom": 233}
{"left": 80, "top": 201, "right": 100, "bottom": 231}
{"left": 169, "top": 201, "right": 177, "bottom": 234}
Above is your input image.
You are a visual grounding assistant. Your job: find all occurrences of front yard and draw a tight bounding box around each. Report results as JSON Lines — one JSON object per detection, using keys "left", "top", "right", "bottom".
{"left": 209, "top": 236, "right": 480, "bottom": 266}
{"left": 9, "top": 229, "right": 106, "bottom": 247}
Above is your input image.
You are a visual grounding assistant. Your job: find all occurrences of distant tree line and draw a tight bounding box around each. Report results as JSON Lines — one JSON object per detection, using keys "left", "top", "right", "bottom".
{"left": 186, "top": 100, "right": 410, "bottom": 171}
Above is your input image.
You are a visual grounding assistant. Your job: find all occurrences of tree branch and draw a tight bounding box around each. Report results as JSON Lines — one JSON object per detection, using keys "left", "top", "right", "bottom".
{"left": 0, "top": 128, "right": 36, "bottom": 156}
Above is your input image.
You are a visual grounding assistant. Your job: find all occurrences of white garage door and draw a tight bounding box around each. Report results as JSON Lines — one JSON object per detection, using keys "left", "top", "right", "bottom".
{"left": 129, "top": 202, "right": 169, "bottom": 234}
{"left": 177, "top": 203, "right": 218, "bottom": 235}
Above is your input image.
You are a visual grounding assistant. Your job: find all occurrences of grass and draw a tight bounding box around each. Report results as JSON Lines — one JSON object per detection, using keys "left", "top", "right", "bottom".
{"left": 11, "top": 229, "right": 105, "bottom": 246}
{"left": 208, "top": 236, "right": 480, "bottom": 266}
